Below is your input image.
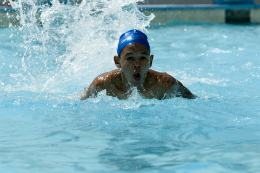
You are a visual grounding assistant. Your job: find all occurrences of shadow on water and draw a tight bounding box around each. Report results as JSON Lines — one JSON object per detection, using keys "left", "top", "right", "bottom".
{"left": 44, "top": 130, "right": 80, "bottom": 143}
{"left": 98, "top": 133, "right": 176, "bottom": 170}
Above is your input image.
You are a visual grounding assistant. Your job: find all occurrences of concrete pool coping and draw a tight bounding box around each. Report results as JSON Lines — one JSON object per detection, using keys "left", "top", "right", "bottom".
{"left": 139, "top": 4, "right": 260, "bottom": 24}
{"left": 1, "top": 4, "right": 260, "bottom": 27}
{"left": 138, "top": 4, "right": 260, "bottom": 10}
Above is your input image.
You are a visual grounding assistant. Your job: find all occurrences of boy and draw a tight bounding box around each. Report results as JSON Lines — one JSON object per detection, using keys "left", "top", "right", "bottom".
{"left": 80, "top": 29, "right": 196, "bottom": 100}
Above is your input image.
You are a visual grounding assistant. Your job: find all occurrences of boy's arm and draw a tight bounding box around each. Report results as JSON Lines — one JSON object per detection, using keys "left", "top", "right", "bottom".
{"left": 80, "top": 77, "right": 107, "bottom": 100}
{"left": 163, "top": 75, "right": 196, "bottom": 99}
{"left": 157, "top": 72, "right": 196, "bottom": 99}
{"left": 80, "top": 84, "right": 98, "bottom": 100}
{"left": 175, "top": 80, "right": 197, "bottom": 99}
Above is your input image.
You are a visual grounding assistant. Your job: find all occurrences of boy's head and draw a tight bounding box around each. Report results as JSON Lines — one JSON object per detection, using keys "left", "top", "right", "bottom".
{"left": 117, "top": 29, "right": 150, "bottom": 57}
{"left": 114, "top": 29, "right": 153, "bottom": 86}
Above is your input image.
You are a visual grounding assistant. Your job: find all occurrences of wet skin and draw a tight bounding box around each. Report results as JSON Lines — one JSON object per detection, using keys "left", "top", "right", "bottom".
{"left": 80, "top": 43, "right": 196, "bottom": 100}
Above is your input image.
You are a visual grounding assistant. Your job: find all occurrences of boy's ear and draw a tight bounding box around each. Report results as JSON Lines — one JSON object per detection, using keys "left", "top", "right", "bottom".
{"left": 114, "top": 56, "right": 121, "bottom": 68}
{"left": 149, "top": 55, "right": 154, "bottom": 68}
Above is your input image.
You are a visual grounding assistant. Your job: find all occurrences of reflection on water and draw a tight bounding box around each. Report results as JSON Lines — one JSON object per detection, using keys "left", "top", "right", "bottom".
{"left": 0, "top": 87, "right": 260, "bottom": 171}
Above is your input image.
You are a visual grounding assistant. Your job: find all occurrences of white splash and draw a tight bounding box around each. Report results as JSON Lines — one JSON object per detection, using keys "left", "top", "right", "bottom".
{"left": 128, "top": 87, "right": 144, "bottom": 100}
{"left": 7, "top": 0, "right": 154, "bottom": 94}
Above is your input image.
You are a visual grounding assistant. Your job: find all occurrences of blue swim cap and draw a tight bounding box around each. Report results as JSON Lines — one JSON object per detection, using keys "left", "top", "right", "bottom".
{"left": 117, "top": 29, "right": 150, "bottom": 56}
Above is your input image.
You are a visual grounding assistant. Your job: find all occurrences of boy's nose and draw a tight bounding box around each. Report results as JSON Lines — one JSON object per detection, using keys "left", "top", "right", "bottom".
{"left": 132, "top": 63, "right": 141, "bottom": 69}
{"left": 132, "top": 59, "right": 141, "bottom": 69}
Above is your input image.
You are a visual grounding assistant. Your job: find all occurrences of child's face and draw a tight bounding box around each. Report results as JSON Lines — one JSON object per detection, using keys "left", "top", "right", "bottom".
{"left": 116, "top": 43, "right": 153, "bottom": 86}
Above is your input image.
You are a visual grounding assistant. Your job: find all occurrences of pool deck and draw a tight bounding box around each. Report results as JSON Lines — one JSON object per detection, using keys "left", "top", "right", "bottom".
{"left": 1, "top": 1, "right": 260, "bottom": 27}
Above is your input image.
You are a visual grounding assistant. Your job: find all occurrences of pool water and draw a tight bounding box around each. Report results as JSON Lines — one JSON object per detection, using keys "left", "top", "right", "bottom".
{"left": 1, "top": 0, "right": 260, "bottom": 172}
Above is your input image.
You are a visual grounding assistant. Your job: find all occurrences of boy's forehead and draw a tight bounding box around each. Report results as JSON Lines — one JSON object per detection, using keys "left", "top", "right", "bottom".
{"left": 122, "top": 43, "right": 149, "bottom": 54}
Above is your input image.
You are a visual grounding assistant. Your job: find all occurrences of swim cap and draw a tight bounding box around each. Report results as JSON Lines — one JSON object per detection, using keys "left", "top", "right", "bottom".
{"left": 117, "top": 29, "right": 150, "bottom": 56}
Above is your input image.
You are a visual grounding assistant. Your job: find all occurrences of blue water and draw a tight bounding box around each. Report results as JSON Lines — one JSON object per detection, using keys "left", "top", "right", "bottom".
{"left": 1, "top": 12, "right": 260, "bottom": 173}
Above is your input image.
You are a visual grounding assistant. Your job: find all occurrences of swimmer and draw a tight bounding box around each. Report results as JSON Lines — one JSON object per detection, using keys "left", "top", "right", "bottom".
{"left": 80, "top": 29, "right": 196, "bottom": 100}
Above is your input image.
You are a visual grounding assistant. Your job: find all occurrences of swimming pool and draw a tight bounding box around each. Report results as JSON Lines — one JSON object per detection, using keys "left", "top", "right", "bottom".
{"left": 1, "top": 0, "right": 260, "bottom": 172}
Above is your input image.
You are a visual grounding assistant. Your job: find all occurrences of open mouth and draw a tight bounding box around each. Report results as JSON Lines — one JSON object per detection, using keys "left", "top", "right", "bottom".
{"left": 133, "top": 71, "right": 141, "bottom": 82}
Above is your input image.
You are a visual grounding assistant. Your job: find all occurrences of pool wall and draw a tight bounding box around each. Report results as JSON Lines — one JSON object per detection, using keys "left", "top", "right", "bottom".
{"left": 1, "top": 0, "right": 260, "bottom": 27}
{"left": 139, "top": 0, "right": 260, "bottom": 24}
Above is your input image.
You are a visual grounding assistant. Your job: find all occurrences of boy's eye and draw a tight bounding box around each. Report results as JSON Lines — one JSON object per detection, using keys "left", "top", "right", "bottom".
{"left": 127, "top": 57, "right": 133, "bottom": 60}
{"left": 141, "top": 56, "right": 147, "bottom": 60}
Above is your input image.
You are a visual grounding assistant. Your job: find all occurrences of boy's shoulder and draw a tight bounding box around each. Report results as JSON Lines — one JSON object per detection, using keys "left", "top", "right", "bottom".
{"left": 148, "top": 69, "right": 179, "bottom": 88}
{"left": 91, "top": 69, "right": 121, "bottom": 88}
